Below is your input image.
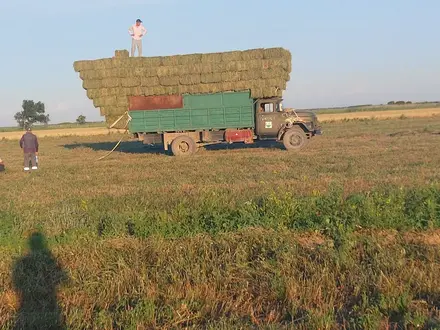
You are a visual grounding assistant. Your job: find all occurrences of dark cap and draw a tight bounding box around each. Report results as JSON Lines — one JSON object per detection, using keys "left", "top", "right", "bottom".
{"left": 136, "top": 19, "right": 142, "bottom": 23}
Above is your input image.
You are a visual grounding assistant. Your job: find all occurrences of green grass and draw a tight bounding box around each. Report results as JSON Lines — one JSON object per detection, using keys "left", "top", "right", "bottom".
{"left": 1, "top": 116, "right": 440, "bottom": 329}
{"left": 0, "top": 121, "right": 106, "bottom": 132}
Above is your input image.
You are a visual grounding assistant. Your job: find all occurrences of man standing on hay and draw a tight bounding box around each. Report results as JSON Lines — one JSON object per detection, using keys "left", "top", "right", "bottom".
{"left": 129, "top": 19, "right": 147, "bottom": 57}
{"left": 19, "top": 126, "right": 39, "bottom": 172}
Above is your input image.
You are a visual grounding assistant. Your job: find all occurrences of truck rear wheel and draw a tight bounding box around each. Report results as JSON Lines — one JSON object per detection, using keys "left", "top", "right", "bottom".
{"left": 283, "top": 127, "right": 309, "bottom": 151}
{"left": 171, "top": 136, "right": 197, "bottom": 156}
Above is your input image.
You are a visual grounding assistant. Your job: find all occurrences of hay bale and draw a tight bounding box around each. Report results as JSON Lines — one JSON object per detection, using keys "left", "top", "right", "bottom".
{"left": 200, "top": 63, "right": 213, "bottom": 74}
{"left": 201, "top": 53, "right": 222, "bottom": 63}
{"left": 261, "top": 68, "right": 289, "bottom": 80}
{"left": 128, "top": 87, "right": 143, "bottom": 96}
{"left": 115, "top": 50, "right": 129, "bottom": 58}
{"left": 96, "top": 88, "right": 120, "bottom": 97}
{"left": 116, "top": 88, "right": 131, "bottom": 96}
{"left": 153, "top": 86, "right": 167, "bottom": 95}
{"left": 165, "top": 86, "right": 180, "bottom": 95}
{"left": 80, "top": 70, "right": 100, "bottom": 80}
{"left": 178, "top": 85, "right": 191, "bottom": 94}
{"left": 101, "top": 78, "right": 121, "bottom": 88}
{"left": 178, "top": 54, "right": 202, "bottom": 65}
{"left": 121, "top": 77, "right": 141, "bottom": 88}
{"left": 116, "top": 96, "right": 129, "bottom": 107}
{"left": 266, "top": 78, "right": 287, "bottom": 89}
{"left": 201, "top": 73, "right": 222, "bottom": 83}
{"left": 232, "top": 81, "right": 249, "bottom": 91}
{"left": 141, "top": 57, "right": 162, "bottom": 67}
{"left": 235, "top": 61, "right": 251, "bottom": 72}
{"left": 86, "top": 89, "right": 98, "bottom": 99}
{"left": 263, "top": 47, "right": 289, "bottom": 59}
{"left": 157, "top": 66, "right": 179, "bottom": 77}
{"left": 105, "top": 114, "right": 129, "bottom": 129}
{"left": 83, "top": 80, "right": 101, "bottom": 89}
{"left": 220, "top": 82, "right": 236, "bottom": 92}
{"left": 111, "top": 58, "right": 132, "bottom": 69}
{"left": 262, "top": 87, "right": 280, "bottom": 98}
{"left": 221, "top": 72, "right": 240, "bottom": 82}
{"left": 142, "top": 87, "right": 155, "bottom": 95}
{"left": 250, "top": 88, "right": 264, "bottom": 98}
{"left": 91, "top": 59, "right": 113, "bottom": 70}
{"left": 159, "top": 76, "right": 180, "bottom": 86}
{"left": 198, "top": 83, "right": 223, "bottom": 94}
{"left": 266, "top": 58, "right": 291, "bottom": 71}
{"left": 183, "top": 64, "right": 204, "bottom": 75}
{"left": 161, "top": 55, "right": 180, "bottom": 66}
{"left": 174, "top": 65, "right": 191, "bottom": 76}
{"left": 99, "top": 96, "right": 117, "bottom": 106}
{"left": 73, "top": 60, "right": 94, "bottom": 72}
{"left": 93, "top": 98, "right": 104, "bottom": 107}
{"left": 141, "top": 76, "right": 160, "bottom": 87}
{"left": 129, "top": 57, "right": 144, "bottom": 67}
{"left": 134, "top": 67, "right": 157, "bottom": 77}
{"left": 180, "top": 74, "right": 201, "bottom": 85}
{"left": 224, "top": 61, "right": 238, "bottom": 72}
{"left": 100, "top": 107, "right": 106, "bottom": 116}
{"left": 240, "top": 71, "right": 262, "bottom": 80}
{"left": 221, "top": 51, "right": 242, "bottom": 62}
{"left": 211, "top": 63, "right": 227, "bottom": 73}
{"left": 241, "top": 49, "right": 264, "bottom": 61}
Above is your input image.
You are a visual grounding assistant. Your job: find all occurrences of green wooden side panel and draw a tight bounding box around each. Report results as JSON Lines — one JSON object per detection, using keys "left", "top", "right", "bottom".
{"left": 129, "top": 91, "right": 254, "bottom": 133}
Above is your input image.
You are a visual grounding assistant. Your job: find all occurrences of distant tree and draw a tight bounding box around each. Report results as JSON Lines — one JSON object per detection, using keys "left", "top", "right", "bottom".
{"left": 14, "top": 100, "right": 50, "bottom": 129}
{"left": 395, "top": 101, "right": 405, "bottom": 105}
{"left": 387, "top": 101, "right": 395, "bottom": 105}
{"left": 406, "top": 101, "right": 412, "bottom": 104}
{"left": 76, "top": 115, "right": 87, "bottom": 125}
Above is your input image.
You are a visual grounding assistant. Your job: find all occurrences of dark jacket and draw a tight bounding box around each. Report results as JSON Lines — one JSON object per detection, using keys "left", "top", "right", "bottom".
{"left": 20, "top": 132, "right": 39, "bottom": 153}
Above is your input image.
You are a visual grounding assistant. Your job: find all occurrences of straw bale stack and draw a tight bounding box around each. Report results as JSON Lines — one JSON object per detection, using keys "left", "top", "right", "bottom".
{"left": 74, "top": 47, "right": 291, "bottom": 128}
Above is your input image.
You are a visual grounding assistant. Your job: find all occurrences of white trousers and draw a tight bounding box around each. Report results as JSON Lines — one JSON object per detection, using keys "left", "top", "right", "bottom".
{"left": 131, "top": 39, "right": 142, "bottom": 57}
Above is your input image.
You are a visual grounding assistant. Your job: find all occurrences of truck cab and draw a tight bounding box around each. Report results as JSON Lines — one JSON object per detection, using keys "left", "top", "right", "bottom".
{"left": 255, "top": 98, "right": 321, "bottom": 150}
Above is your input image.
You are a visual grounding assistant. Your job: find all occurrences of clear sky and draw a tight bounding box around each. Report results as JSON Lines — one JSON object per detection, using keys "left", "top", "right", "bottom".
{"left": 0, "top": 0, "right": 439, "bottom": 126}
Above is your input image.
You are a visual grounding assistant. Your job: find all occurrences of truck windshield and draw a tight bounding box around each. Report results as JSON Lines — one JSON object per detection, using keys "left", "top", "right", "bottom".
{"left": 263, "top": 103, "right": 274, "bottom": 113}
{"left": 260, "top": 102, "right": 282, "bottom": 113}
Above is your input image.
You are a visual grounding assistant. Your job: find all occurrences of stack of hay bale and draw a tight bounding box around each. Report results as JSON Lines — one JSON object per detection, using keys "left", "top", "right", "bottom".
{"left": 73, "top": 47, "right": 292, "bottom": 128}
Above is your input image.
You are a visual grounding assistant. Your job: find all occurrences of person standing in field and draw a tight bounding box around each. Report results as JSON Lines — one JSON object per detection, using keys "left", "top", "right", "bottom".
{"left": 129, "top": 19, "right": 147, "bottom": 57}
{"left": 19, "top": 126, "right": 39, "bottom": 172}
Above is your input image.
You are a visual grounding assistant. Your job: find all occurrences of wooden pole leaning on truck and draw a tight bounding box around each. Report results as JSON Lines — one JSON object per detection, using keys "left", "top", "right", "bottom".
{"left": 96, "top": 112, "right": 132, "bottom": 161}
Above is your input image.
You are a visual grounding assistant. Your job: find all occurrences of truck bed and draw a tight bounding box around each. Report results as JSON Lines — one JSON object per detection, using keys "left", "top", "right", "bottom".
{"left": 129, "top": 91, "right": 255, "bottom": 133}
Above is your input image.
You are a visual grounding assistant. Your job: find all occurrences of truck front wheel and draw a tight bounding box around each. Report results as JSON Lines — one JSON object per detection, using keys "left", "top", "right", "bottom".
{"left": 282, "top": 127, "right": 309, "bottom": 151}
{"left": 171, "top": 136, "right": 197, "bottom": 156}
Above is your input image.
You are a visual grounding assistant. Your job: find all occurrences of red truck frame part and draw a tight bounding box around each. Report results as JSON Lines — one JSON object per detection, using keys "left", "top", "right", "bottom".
{"left": 128, "top": 91, "right": 322, "bottom": 156}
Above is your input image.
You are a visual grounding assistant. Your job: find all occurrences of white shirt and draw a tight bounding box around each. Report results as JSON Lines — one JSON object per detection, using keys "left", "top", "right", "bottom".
{"left": 129, "top": 24, "right": 147, "bottom": 40}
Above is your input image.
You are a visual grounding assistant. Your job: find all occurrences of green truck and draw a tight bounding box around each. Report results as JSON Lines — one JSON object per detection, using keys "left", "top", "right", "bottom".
{"left": 127, "top": 90, "right": 321, "bottom": 156}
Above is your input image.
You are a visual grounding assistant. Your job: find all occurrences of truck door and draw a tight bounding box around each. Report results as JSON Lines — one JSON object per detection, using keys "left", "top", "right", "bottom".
{"left": 255, "top": 101, "right": 280, "bottom": 138}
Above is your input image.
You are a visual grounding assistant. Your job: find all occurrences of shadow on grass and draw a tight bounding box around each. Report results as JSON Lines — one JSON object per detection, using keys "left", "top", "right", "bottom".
{"left": 64, "top": 141, "right": 166, "bottom": 155}
{"left": 12, "top": 232, "right": 68, "bottom": 330}
{"left": 63, "top": 140, "right": 285, "bottom": 155}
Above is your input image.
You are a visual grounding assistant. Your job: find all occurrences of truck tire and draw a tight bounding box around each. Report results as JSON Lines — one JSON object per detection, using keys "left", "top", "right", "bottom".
{"left": 171, "top": 136, "right": 197, "bottom": 156}
{"left": 282, "top": 127, "right": 309, "bottom": 151}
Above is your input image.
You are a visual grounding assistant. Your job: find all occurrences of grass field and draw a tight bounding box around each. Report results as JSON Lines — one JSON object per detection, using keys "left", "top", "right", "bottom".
{"left": 1, "top": 116, "right": 440, "bottom": 329}
{"left": 0, "top": 122, "right": 106, "bottom": 133}
{"left": 309, "top": 102, "right": 440, "bottom": 114}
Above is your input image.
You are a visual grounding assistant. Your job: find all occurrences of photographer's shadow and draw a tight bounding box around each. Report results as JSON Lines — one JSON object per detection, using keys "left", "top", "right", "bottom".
{"left": 12, "top": 232, "right": 68, "bottom": 330}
